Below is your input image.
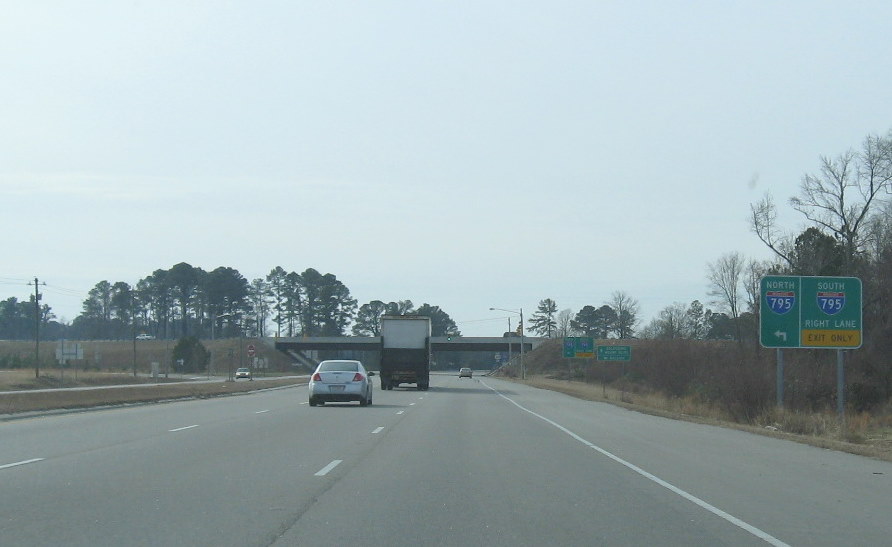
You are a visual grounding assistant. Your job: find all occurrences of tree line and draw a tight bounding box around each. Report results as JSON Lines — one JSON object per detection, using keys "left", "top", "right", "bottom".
{"left": 525, "top": 292, "right": 737, "bottom": 341}
{"left": 0, "top": 263, "right": 461, "bottom": 341}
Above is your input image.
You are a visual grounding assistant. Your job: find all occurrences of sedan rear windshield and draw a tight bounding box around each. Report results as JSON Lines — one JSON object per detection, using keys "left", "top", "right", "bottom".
{"left": 318, "top": 361, "right": 360, "bottom": 372}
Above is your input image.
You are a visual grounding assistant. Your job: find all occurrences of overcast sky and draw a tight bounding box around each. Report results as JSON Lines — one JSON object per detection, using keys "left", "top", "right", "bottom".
{"left": 2, "top": 1, "right": 891, "bottom": 336}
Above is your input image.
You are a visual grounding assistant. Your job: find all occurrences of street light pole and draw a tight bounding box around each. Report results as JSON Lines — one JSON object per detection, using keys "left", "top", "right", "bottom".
{"left": 215, "top": 312, "right": 236, "bottom": 381}
{"left": 507, "top": 317, "right": 512, "bottom": 370}
{"left": 490, "top": 307, "right": 525, "bottom": 380}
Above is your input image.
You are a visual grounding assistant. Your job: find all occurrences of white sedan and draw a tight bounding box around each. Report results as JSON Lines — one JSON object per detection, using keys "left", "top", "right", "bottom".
{"left": 309, "top": 360, "right": 375, "bottom": 407}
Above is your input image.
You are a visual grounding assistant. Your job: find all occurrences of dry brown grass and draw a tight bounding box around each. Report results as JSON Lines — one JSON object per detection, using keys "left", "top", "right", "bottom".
{"left": 0, "top": 338, "right": 294, "bottom": 375}
{"left": 0, "top": 338, "right": 307, "bottom": 417}
{"left": 0, "top": 369, "right": 169, "bottom": 391}
{"left": 515, "top": 374, "right": 892, "bottom": 463}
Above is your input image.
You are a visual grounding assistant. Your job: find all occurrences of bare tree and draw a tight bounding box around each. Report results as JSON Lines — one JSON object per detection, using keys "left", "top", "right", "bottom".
{"left": 789, "top": 131, "right": 892, "bottom": 273}
{"left": 743, "top": 259, "right": 773, "bottom": 315}
{"left": 750, "top": 192, "right": 795, "bottom": 270}
{"left": 867, "top": 200, "right": 892, "bottom": 259}
{"left": 556, "top": 308, "right": 574, "bottom": 338}
{"left": 707, "top": 252, "right": 744, "bottom": 342}
{"left": 656, "top": 302, "right": 689, "bottom": 339}
{"left": 608, "top": 290, "right": 639, "bottom": 339}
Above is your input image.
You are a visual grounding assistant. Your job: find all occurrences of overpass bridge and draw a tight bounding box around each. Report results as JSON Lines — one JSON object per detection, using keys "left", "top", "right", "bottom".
{"left": 273, "top": 336, "right": 544, "bottom": 369}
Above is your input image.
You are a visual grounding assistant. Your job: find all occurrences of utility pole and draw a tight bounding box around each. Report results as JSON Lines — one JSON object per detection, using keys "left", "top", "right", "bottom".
{"left": 131, "top": 289, "right": 137, "bottom": 377}
{"left": 519, "top": 307, "right": 525, "bottom": 380}
{"left": 29, "top": 277, "right": 46, "bottom": 378}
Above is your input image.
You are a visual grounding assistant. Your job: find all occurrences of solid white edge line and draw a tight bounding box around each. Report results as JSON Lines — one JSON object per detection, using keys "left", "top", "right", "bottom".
{"left": 372, "top": 426, "right": 384, "bottom": 434}
{"left": 169, "top": 424, "right": 199, "bottom": 432}
{"left": 481, "top": 380, "right": 790, "bottom": 547}
{"left": 314, "top": 460, "right": 343, "bottom": 476}
{"left": 0, "top": 458, "right": 44, "bottom": 470}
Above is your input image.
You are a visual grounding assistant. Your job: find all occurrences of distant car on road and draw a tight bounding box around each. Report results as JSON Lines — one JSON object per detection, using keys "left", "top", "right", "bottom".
{"left": 459, "top": 367, "right": 473, "bottom": 378}
{"left": 135, "top": 334, "right": 155, "bottom": 340}
{"left": 309, "top": 360, "right": 374, "bottom": 406}
{"left": 235, "top": 367, "right": 252, "bottom": 380}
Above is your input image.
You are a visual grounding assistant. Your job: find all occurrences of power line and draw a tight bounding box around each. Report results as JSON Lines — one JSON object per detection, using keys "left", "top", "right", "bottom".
{"left": 43, "top": 284, "right": 85, "bottom": 296}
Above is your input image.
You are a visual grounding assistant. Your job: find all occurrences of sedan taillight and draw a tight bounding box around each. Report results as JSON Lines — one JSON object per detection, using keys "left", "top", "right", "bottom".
{"left": 353, "top": 373, "right": 365, "bottom": 382}
{"left": 312, "top": 373, "right": 322, "bottom": 381}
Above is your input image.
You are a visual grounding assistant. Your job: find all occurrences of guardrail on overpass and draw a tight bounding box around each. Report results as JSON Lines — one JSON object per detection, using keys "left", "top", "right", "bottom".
{"left": 274, "top": 336, "right": 543, "bottom": 355}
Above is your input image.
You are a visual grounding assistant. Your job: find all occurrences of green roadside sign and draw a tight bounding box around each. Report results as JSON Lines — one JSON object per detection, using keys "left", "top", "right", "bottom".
{"left": 562, "top": 338, "right": 576, "bottom": 358}
{"left": 562, "top": 337, "right": 595, "bottom": 358}
{"left": 760, "top": 276, "right": 800, "bottom": 348}
{"left": 597, "top": 345, "right": 631, "bottom": 361}
{"left": 760, "top": 276, "right": 862, "bottom": 349}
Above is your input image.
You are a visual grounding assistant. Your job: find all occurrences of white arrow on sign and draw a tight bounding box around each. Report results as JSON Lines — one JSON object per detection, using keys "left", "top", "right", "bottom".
{"left": 774, "top": 331, "right": 787, "bottom": 341}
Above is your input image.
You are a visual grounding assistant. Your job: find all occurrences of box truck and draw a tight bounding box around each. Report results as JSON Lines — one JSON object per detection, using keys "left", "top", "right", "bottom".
{"left": 379, "top": 315, "right": 431, "bottom": 390}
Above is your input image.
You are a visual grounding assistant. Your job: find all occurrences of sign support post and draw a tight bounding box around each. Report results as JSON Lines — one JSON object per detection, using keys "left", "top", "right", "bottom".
{"left": 837, "top": 350, "right": 845, "bottom": 424}
{"left": 776, "top": 349, "right": 784, "bottom": 409}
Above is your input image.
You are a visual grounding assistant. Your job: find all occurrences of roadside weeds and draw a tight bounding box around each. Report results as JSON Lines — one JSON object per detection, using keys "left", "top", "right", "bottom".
{"left": 510, "top": 374, "right": 892, "bottom": 463}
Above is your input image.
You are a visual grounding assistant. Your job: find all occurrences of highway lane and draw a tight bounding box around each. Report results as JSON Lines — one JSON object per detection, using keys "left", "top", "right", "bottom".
{"left": 483, "top": 377, "right": 892, "bottom": 545}
{"left": 278, "top": 377, "right": 771, "bottom": 546}
{"left": 2, "top": 375, "right": 891, "bottom": 546}
{"left": 2, "top": 383, "right": 409, "bottom": 546}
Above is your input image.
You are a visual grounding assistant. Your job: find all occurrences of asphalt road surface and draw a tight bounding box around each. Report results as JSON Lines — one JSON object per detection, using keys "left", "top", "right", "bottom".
{"left": 2, "top": 374, "right": 890, "bottom": 546}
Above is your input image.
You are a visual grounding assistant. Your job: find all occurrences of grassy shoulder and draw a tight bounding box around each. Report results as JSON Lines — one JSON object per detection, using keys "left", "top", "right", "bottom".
{"left": 509, "top": 374, "right": 892, "bottom": 463}
{"left": 0, "top": 370, "right": 307, "bottom": 416}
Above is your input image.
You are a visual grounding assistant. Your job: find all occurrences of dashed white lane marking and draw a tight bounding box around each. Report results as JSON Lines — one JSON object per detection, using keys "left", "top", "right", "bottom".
{"left": 169, "top": 425, "right": 199, "bottom": 432}
{"left": 314, "top": 460, "right": 342, "bottom": 476}
{"left": 409, "top": 403, "right": 416, "bottom": 406}
{"left": 0, "top": 458, "right": 44, "bottom": 470}
{"left": 255, "top": 410, "right": 270, "bottom": 414}
{"left": 372, "top": 427, "right": 384, "bottom": 434}
{"left": 482, "top": 380, "right": 790, "bottom": 547}
{"left": 396, "top": 411, "right": 405, "bottom": 415}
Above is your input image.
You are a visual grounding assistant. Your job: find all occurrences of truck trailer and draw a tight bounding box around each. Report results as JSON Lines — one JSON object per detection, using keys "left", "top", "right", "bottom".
{"left": 379, "top": 315, "right": 431, "bottom": 390}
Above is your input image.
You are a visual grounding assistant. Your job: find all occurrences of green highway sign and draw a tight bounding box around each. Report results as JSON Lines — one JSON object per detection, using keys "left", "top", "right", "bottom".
{"left": 562, "top": 337, "right": 595, "bottom": 358}
{"left": 761, "top": 276, "right": 800, "bottom": 348}
{"left": 597, "top": 345, "right": 631, "bottom": 361}
{"left": 760, "top": 276, "right": 862, "bottom": 349}
{"left": 576, "top": 337, "right": 594, "bottom": 358}
{"left": 562, "top": 338, "right": 575, "bottom": 358}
